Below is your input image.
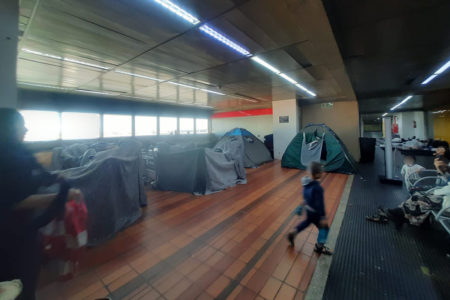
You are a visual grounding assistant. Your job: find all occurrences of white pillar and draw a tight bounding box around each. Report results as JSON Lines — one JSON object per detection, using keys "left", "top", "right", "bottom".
{"left": 383, "top": 116, "right": 393, "bottom": 179}
{"left": 0, "top": 0, "right": 19, "bottom": 108}
{"left": 272, "top": 99, "right": 300, "bottom": 160}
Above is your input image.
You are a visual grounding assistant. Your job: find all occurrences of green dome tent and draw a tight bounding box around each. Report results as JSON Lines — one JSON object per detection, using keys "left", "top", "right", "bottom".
{"left": 281, "top": 124, "right": 357, "bottom": 174}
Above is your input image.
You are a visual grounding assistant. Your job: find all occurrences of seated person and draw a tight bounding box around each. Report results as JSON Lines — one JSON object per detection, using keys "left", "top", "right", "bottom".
{"left": 400, "top": 155, "right": 424, "bottom": 191}
{"left": 367, "top": 155, "right": 448, "bottom": 228}
{"left": 434, "top": 145, "right": 450, "bottom": 161}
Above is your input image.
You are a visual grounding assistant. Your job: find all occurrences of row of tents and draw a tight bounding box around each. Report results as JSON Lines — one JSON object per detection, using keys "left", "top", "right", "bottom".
{"left": 152, "top": 124, "right": 356, "bottom": 195}
{"left": 43, "top": 124, "right": 355, "bottom": 246}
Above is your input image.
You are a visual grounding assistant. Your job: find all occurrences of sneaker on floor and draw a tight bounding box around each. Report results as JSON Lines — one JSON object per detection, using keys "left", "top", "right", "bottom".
{"left": 314, "top": 243, "right": 333, "bottom": 255}
{"left": 287, "top": 232, "right": 296, "bottom": 247}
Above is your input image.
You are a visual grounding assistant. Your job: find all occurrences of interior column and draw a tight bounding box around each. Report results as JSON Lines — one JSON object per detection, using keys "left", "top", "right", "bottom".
{"left": 272, "top": 99, "right": 300, "bottom": 160}
{"left": 0, "top": 0, "right": 19, "bottom": 108}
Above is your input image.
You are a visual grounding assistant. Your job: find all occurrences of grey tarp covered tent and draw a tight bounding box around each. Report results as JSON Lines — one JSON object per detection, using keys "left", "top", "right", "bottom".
{"left": 154, "top": 143, "right": 246, "bottom": 194}
{"left": 56, "top": 140, "right": 147, "bottom": 246}
{"left": 215, "top": 128, "right": 273, "bottom": 168}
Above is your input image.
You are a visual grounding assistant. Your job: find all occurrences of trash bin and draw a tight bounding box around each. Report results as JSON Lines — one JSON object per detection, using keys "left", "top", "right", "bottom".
{"left": 359, "top": 137, "right": 376, "bottom": 163}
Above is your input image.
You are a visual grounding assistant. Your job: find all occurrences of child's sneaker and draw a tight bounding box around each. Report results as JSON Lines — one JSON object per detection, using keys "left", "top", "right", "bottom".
{"left": 314, "top": 243, "right": 333, "bottom": 255}
{"left": 287, "top": 232, "right": 296, "bottom": 247}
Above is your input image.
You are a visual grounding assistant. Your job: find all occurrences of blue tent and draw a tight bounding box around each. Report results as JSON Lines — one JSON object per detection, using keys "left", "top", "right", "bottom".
{"left": 216, "top": 128, "right": 273, "bottom": 168}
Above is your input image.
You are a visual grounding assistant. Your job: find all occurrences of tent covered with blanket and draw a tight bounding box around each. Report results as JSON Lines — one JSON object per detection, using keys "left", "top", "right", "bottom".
{"left": 154, "top": 144, "right": 246, "bottom": 194}
{"left": 282, "top": 124, "right": 357, "bottom": 174}
{"left": 52, "top": 140, "right": 147, "bottom": 246}
{"left": 215, "top": 128, "right": 273, "bottom": 168}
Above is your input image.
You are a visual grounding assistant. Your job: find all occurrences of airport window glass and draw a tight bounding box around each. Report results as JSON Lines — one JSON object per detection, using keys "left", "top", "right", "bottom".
{"left": 20, "top": 110, "right": 60, "bottom": 142}
{"left": 61, "top": 112, "right": 100, "bottom": 140}
{"left": 180, "top": 118, "right": 194, "bottom": 135}
{"left": 159, "top": 117, "right": 177, "bottom": 135}
{"left": 103, "top": 114, "right": 132, "bottom": 137}
{"left": 135, "top": 116, "right": 157, "bottom": 136}
{"left": 196, "top": 118, "right": 208, "bottom": 134}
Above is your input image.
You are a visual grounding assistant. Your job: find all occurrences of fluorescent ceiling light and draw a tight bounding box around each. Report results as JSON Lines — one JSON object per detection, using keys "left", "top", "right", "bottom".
{"left": 432, "top": 110, "right": 447, "bottom": 114}
{"left": 390, "top": 95, "right": 413, "bottom": 111}
{"left": 22, "top": 48, "right": 62, "bottom": 60}
{"left": 421, "top": 60, "right": 450, "bottom": 85}
{"left": 76, "top": 89, "right": 118, "bottom": 96}
{"left": 166, "top": 81, "right": 225, "bottom": 96}
{"left": 115, "top": 70, "right": 162, "bottom": 81}
{"left": 153, "top": 0, "right": 199, "bottom": 24}
{"left": 382, "top": 113, "right": 388, "bottom": 117}
{"left": 201, "top": 89, "right": 225, "bottom": 95}
{"left": 421, "top": 74, "right": 437, "bottom": 85}
{"left": 167, "top": 81, "right": 199, "bottom": 89}
{"left": 63, "top": 58, "right": 109, "bottom": 70}
{"left": 279, "top": 73, "right": 297, "bottom": 84}
{"left": 21, "top": 48, "right": 109, "bottom": 70}
{"left": 199, "top": 25, "right": 251, "bottom": 57}
{"left": 434, "top": 60, "right": 450, "bottom": 75}
{"left": 295, "top": 84, "right": 316, "bottom": 97}
{"left": 19, "top": 82, "right": 71, "bottom": 90}
{"left": 251, "top": 56, "right": 316, "bottom": 97}
{"left": 251, "top": 56, "right": 281, "bottom": 74}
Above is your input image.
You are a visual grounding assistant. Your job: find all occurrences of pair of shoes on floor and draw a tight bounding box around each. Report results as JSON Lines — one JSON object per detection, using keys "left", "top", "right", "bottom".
{"left": 366, "top": 214, "right": 388, "bottom": 223}
{"left": 314, "top": 243, "right": 333, "bottom": 255}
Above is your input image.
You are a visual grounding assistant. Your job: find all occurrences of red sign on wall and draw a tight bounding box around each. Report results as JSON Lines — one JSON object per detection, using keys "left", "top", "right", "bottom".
{"left": 211, "top": 108, "right": 273, "bottom": 119}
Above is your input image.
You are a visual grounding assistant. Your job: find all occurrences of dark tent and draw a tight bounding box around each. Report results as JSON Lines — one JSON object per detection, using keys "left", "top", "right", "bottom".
{"left": 282, "top": 124, "right": 357, "bottom": 174}
{"left": 54, "top": 140, "right": 147, "bottom": 245}
{"left": 154, "top": 146, "right": 246, "bottom": 194}
{"left": 215, "top": 128, "right": 273, "bottom": 168}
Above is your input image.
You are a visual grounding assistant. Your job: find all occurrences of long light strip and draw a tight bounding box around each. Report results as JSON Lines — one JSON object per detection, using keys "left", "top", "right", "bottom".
{"left": 432, "top": 110, "right": 447, "bottom": 114}
{"left": 64, "top": 58, "right": 109, "bottom": 70}
{"left": 251, "top": 56, "right": 316, "bottom": 96}
{"left": 152, "top": 2, "right": 317, "bottom": 97}
{"left": 115, "top": 70, "right": 162, "bottom": 81}
{"left": 167, "top": 81, "right": 199, "bottom": 89}
{"left": 421, "top": 60, "right": 450, "bottom": 85}
{"left": 251, "top": 56, "right": 281, "bottom": 74}
{"left": 382, "top": 113, "right": 388, "bottom": 117}
{"left": 76, "top": 89, "right": 118, "bottom": 96}
{"left": 22, "top": 48, "right": 62, "bottom": 60}
{"left": 201, "top": 89, "right": 225, "bottom": 95}
{"left": 19, "top": 82, "right": 71, "bottom": 91}
{"left": 199, "top": 25, "right": 251, "bottom": 57}
{"left": 390, "top": 95, "right": 412, "bottom": 111}
{"left": 154, "top": 0, "right": 199, "bottom": 24}
{"left": 22, "top": 48, "right": 109, "bottom": 70}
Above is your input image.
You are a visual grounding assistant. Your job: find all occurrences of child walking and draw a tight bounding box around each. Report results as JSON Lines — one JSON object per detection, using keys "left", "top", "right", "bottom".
{"left": 287, "top": 161, "right": 332, "bottom": 255}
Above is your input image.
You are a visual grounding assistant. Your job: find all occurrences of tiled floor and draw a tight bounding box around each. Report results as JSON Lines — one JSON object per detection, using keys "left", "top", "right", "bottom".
{"left": 37, "top": 161, "right": 349, "bottom": 300}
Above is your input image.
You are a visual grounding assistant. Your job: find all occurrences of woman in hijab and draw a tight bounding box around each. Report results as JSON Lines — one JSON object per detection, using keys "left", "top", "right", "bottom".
{"left": 0, "top": 108, "right": 75, "bottom": 300}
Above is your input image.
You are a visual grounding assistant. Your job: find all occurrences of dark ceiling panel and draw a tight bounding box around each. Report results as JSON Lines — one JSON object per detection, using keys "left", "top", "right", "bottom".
{"left": 323, "top": 0, "right": 450, "bottom": 113}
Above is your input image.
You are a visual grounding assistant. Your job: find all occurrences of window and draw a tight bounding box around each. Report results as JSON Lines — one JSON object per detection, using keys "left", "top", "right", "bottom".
{"left": 159, "top": 117, "right": 177, "bottom": 135}
{"left": 135, "top": 116, "right": 157, "bottom": 136}
{"left": 103, "top": 114, "right": 132, "bottom": 137}
{"left": 179, "top": 118, "right": 194, "bottom": 135}
{"left": 61, "top": 112, "right": 100, "bottom": 140}
{"left": 20, "top": 110, "right": 60, "bottom": 141}
{"left": 196, "top": 118, "right": 208, "bottom": 134}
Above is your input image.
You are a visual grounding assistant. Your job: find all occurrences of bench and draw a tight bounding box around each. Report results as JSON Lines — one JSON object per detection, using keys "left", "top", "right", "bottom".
{"left": 432, "top": 207, "right": 450, "bottom": 234}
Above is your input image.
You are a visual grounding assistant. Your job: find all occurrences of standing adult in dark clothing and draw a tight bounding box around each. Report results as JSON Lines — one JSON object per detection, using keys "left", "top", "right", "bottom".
{"left": 0, "top": 108, "right": 74, "bottom": 300}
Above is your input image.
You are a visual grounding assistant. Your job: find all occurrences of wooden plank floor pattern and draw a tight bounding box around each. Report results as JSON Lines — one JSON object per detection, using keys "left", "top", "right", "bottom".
{"left": 37, "top": 162, "right": 348, "bottom": 300}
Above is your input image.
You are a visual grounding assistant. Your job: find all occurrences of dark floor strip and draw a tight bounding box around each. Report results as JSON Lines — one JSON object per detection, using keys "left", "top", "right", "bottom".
{"left": 111, "top": 171, "right": 302, "bottom": 299}
{"left": 323, "top": 149, "right": 450, "bottom": 300}
{"left": 216, "top": 212, "right": 296, "bottom": 299}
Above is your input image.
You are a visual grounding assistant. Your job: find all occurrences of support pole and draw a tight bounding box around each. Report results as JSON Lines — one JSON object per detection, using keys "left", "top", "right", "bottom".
{"left": 383, "top": 116, "right": 393, "bottom": 179}
{"left": 0, "top": 0, "right": 19, "bottom": 108}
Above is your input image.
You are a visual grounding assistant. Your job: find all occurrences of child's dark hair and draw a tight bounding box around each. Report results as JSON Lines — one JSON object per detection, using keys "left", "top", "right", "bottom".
{"left": 308, "top": 161, "right": 323, "bottom": 179}
{"left": 404, "top": 155, "right": 416, "bottom": 163}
